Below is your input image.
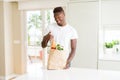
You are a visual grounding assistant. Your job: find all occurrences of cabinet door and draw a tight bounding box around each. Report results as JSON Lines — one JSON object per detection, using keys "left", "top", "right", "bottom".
{"left": 67, "top": 2, "right": 99, "bottom": 69}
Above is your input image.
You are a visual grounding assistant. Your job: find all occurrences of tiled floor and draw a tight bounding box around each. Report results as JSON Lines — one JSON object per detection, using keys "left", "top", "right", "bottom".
{"left": 14, "top": 62, "right": 120, "bottom": 80}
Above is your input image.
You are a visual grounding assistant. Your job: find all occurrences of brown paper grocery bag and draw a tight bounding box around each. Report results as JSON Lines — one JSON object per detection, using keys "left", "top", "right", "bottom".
{"left": 47, "top": 49, "right": 67, "bottom": 70}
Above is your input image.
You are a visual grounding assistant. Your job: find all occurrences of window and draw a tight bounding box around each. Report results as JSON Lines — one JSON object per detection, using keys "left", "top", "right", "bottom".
{"left": 26, "top": 9, "right": 54, "bottom": 46}
{"left": 100, "top": 25, "right": 120, "bottom": 60}
{"left": 27, "top": 11, "right": 42, "bottom": 46}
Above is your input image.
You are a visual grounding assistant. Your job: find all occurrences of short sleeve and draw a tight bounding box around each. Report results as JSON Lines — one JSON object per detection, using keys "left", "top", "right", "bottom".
{"left": 71, "top": 28, "right": 78, "bottom": 39}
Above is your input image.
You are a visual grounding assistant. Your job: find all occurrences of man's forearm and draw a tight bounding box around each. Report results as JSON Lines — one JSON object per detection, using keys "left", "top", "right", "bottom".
{"left": 67, "top": 49, "right": 76, "bottom": 64}
{"left": 64, "top": 49, "right": 76, "bottom": 69}
{"left": 67, "top": 39, "right": 77, "bottom": 64}
{"left": 41, "top": 35, "right": 50, "bottom": 48}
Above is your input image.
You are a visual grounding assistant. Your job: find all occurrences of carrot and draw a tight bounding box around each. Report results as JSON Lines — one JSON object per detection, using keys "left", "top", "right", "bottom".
{"left": 51, "top": 39, "right": 56, "bottom": 49}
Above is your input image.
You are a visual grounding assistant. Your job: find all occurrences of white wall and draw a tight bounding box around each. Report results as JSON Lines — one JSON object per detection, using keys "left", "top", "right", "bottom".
{"left": 98, "top": 1, "right": 120, "bottom": 70}
{"left": 0, "top": 1, "right": 6, "bottom": 76}
{"left": 67, "top": 1, "right": 99, "bottom": 69}
{"left": 101, "top": 1, "right": 120, "bottom": 24}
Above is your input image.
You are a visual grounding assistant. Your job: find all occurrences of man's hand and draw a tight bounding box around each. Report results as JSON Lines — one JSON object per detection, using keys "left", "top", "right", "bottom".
{"left": 64, "top": 61, "right": 70, "bottom": 69}
{"left": 48, "top": 32, "right": 54, "bottom": 41}
{"left": 41, "top": 32, "right": 54, "bottom": 48}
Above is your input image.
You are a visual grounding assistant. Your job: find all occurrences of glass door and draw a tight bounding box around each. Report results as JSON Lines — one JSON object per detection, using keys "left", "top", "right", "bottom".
{"left": 26, "top": 9, "right": 55, "bottom": 73}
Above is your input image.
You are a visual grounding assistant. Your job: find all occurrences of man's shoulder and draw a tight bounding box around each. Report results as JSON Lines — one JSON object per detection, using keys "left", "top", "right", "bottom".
{"left": 67, "top": 24, "right": 76, "bottom": 31}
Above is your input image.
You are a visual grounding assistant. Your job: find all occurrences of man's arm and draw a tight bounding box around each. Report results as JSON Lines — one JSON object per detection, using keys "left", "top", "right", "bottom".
{"left": 41, "top": 32, "right": 52, "bottom": 48}
{"left": 64, "top": 39, "right": 77, "bottom": 69}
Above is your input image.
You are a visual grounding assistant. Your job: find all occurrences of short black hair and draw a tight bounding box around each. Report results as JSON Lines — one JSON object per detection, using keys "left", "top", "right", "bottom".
{"left": 53, "top": 7, "right": 64, "bottom": 13}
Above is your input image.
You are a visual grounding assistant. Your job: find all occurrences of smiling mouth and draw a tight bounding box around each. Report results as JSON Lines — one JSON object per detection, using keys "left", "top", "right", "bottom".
{"left": 57, "top": 20, "right": 61, "bottom": 23}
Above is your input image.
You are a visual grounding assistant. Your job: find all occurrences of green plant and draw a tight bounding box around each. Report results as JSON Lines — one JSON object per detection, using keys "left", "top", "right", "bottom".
{"left": 104, "top": 42, "right": 114, "bottom": 48}
{"left": 56, "top": 44, "right": 64, "bottom": 50}
{"left": 112, "top": 40, "right": 120, "bottom": 45}
{"left": 104, "top": 40, "right": 120, "bottom": 48}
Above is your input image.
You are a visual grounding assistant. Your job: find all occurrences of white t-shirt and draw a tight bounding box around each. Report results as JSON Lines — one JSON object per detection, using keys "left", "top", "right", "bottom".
{"left": 43, "top": 23, "right": 78, "bottom": 57}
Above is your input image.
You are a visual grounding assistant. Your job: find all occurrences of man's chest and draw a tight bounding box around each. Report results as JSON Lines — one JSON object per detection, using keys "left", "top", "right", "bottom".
{"left": 52, "top": 29, "right": 71, "bottom": 40}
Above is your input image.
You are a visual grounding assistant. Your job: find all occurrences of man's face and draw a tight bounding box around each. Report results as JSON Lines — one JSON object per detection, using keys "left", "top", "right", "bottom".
{"left": 54, "top": 12, "right": 65, "bottom": 26}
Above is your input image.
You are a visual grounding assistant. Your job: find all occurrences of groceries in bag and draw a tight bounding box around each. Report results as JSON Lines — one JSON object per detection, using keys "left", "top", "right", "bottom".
{"left": 47, "top": 40, "right": 67, "bottom": 70}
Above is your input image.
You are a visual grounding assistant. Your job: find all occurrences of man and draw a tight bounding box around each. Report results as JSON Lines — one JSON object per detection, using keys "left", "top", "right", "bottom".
{"left": 41, "top": 7, "right": 78, "bottom": 69}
